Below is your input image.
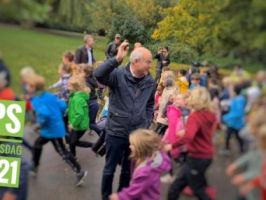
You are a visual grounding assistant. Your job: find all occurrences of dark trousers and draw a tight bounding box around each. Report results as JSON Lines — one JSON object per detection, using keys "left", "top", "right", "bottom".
{"left": 89, "top": 99, "right": 101, "bottom": 135}
{"left": 32, "top": 136, "right": 81, "bottom": 173}
{"left": 69, "top": 130, "right": 93, "bottom": 156}
{"left": 155, "top": 69, "right": 162, "bottom": 83}
{"left": 168, "top": 157, "right": 212, "bottom": 200}
{"left": 225, "top": 127, "right": 244, "bottom": 153}
{"left": 101, "top": 134, "right": 131, "bottom": 200}
{"left": 22, "top": 138, "right": 32, "bottom": 151}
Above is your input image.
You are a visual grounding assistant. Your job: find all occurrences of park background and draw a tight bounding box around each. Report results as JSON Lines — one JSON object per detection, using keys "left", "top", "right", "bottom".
{"left": 0, "top": 1, "right": 265, "bottom": 199}
{"left": 0, "top": 0, "right": 266, "bottom": 93}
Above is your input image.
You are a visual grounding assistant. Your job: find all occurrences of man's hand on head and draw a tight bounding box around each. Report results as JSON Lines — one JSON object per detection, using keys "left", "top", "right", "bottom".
{"left": 115, "top": 41, "right": 129, "bottom": 63}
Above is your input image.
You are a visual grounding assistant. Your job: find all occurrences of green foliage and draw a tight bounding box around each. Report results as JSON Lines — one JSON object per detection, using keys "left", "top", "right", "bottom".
{"left": 108, "top": 13, "right": 149, "bottom": 44}
{"left": 153, "top": 0, "right": 266, "bottom": 65}
{"left": 148, "top": 41, "right": 198, "bottom": 64}
{"left": 85, "top": 0, "right": 172, "bottom": 35}
{"left": 0, "top": 0, "right": 51, "bottom": 26}
{"left": 85, "top": 0, "right": 124, "bottom": 33}
{"left": 0, "top": 0, "right": 265, "bottom": 68}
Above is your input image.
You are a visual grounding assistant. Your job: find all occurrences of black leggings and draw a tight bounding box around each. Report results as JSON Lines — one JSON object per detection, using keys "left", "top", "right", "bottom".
{"left": 225, "top": 127, "right": 244, "bottom": 153}
{"left": 69, "top": 130, "right": 93, "bottom": 156}
{"left": 168, "top": 157, "right": 212, "bottom": 200}
{"left": 32, "top": 136, "right": 81, "bottom": 173}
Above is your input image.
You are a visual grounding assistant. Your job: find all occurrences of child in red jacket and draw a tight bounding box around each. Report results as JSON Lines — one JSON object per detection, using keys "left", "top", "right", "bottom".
{"left": 167, "top": 87, "right": 218, "bottom": 200}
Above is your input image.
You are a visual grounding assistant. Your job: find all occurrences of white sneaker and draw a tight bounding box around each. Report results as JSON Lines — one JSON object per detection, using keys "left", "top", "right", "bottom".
{"left": 76, "top": 170, "right": 88, "bottom": 186}
{"left": 160, "top": 174, "right": 175, "bottom": 184}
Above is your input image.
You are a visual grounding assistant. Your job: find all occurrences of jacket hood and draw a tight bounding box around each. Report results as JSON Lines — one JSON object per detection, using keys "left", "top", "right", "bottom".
{"left": 146, "top": 151, "right": 171, "bottom": 174}
{"left": 70, "top": 91, "right": 89, "bottom": 100}
{"left": 167, "top": 105, "right": 182, "bottom": 116}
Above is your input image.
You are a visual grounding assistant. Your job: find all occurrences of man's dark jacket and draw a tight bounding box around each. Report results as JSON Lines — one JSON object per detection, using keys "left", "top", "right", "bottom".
{"left": 74, "top": 46, "right": 96, "bottom": 64}
{"left": 94, "top": 58, "right": 155, "bottom": 138}
{"left": 154, "top": 53, "right": 170, "bottom": 72}
{"left": 105, "top": 42, "right": 118, "bottom": 59}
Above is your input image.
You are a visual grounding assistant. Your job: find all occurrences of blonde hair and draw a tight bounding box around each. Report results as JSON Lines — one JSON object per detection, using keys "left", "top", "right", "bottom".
{"left": 187, "top": 87, "right": 211, "bottom": 111}
{"left": 63, "top": 51, "right": 74, "bottom": 63}
{"left": 79, "top": 64, "right": 94, "bottom": 77}
{"left": 256, "top": 70, "right": 266, "bottom": 81}
{"left": 27, "top": 74, "right": 45, "bottom": 91}
{"left": 257, "top": 124, "right": 266, "bottom": 150}
{"left": 20, "top": 67, "right": 35, "bottom": 79}
{"left": 59, "top": 63, "right": 71, "bottom": 74}
{"left": 248, "top": 107, "right": 266, "bottom": 135}
{"left": 222, "top": 77, "right": 233, "bottom": 87}
{"left": 258, "top": 124, "right": 266, "bottom": 138}
{"left": 129, "top": 129, "right": 162, "bottom": 163}
{"left": 68, "top": 76, "right": 90, "bottom": 93}
{"left": 71, "top": 64, "right": 84, "bottom": 76}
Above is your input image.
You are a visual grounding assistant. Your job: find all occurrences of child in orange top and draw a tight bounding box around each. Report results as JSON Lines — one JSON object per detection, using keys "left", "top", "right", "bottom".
{"left": 0, "top": 72, "right": 16, "bottom": 100}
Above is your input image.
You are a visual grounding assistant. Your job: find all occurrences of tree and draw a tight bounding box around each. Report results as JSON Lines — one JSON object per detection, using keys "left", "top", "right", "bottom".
{"left": 0, "top": 0, "right": 51, "bottom": 27}
{"left": 152, "top": 0, "right": 266, "bottom": 64}
{"left": 55, "top": 0, "right": 89, "bottom": 30}
{"left": 108, "top": 12, "right": 148, "bottom": 44}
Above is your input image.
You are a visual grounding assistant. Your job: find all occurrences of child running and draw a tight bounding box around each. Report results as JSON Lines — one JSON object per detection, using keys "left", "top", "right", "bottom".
{"left": 109, "top": 129, "right": 171, "bottom": 200}
{"left": 49, "top": 63, "right": 71, "bottom": 101}
{"left": 67, "top": 76, "right": 93, "bottom": 157}
{"left": 167, "top": 87, "right": 218, "bottom": 200}
{"left": 28, "top": 74, "right": 87, "bottom": 186}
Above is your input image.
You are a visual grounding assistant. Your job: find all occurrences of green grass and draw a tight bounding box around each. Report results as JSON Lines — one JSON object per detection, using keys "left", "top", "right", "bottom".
{"left": 0, "top": 25, "right": 108, "bottom": 93}
{"left": 0, "top": 24, "right": 263, "bottom": 94}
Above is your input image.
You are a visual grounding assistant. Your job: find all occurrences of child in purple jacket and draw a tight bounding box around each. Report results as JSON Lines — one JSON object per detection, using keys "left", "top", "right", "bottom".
{"left": 109, "top": 129, "right": 171, "bottom": 200}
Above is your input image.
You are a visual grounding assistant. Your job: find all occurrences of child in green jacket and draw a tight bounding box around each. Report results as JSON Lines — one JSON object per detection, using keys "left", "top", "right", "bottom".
{"left": 68, "top": 75, "right": 93, "bottom": 157}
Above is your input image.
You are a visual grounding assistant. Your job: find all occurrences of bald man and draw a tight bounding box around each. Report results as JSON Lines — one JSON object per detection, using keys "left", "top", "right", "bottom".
{"left": 94, "top": 42, "right": 156, "bottom": 200}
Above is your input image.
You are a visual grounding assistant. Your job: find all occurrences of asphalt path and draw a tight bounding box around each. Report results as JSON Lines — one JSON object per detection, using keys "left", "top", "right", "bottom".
{"left": 23, "top": 126, "right": 239, "bottom": 200}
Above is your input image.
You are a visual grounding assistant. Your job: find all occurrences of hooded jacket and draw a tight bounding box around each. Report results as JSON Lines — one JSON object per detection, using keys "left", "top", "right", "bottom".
{"left": 223, "top": 95, "right": 246, "bottom": 130}
{"left": 31, "top": 91, "right": 66, "bottom": 138}
{"left": 162, "top": 105, "right": 184, "bottom": 158}
{"left": 118, "top": 151, "right": 171, "bottom": 200}
{"left": 68, "top": 91, "right": 90, "bottom": 131}
{"left": 174, "top": 110, "right": 217, "bottom": 159}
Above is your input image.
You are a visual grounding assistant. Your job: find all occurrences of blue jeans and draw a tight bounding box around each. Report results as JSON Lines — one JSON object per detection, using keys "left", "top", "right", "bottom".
{"left": 101, "top": 134, "right": 131, "bottom": 200}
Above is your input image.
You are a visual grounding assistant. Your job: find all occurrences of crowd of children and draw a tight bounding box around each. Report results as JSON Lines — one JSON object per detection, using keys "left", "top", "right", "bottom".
{"left": 0, "top": 45, "right": 266, "bottom": 200}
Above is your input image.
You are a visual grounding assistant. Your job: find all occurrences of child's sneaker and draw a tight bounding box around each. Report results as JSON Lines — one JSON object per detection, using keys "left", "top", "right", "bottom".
{"left": 160, "top": 174, "right": 175, "bottom": 184}
{"left": 29, "top": 165, "right": 38, "bottom": 177}
{"left": 76, "top": 170, "right": 88, "bottom": 186}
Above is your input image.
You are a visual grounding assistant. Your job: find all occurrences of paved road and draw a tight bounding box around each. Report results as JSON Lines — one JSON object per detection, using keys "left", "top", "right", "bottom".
{"left": 23, "top": 126, "right": 239, "bottom": 200}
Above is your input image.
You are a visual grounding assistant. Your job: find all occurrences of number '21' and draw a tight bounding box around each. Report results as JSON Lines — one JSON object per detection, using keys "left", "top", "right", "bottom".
{"left": 0, "top": 160, "right": 18, "bottom": 185}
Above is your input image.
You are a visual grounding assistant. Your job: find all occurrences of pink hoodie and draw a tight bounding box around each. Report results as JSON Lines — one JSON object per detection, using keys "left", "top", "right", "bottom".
{"left": 162, "top": 105, "right": 184, "bottom": 158}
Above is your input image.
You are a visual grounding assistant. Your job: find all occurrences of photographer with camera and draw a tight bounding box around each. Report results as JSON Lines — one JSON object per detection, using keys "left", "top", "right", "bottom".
{"left": 155, "top": 46, "right": 170, "bottom": 83}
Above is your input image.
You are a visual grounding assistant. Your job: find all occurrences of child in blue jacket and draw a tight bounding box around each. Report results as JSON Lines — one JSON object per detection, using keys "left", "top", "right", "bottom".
{"left": 222, "top": 84, "right": 246, "bottom": 154}
{"left": 28, "top": 74, "right": 87, "bottom": 186}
